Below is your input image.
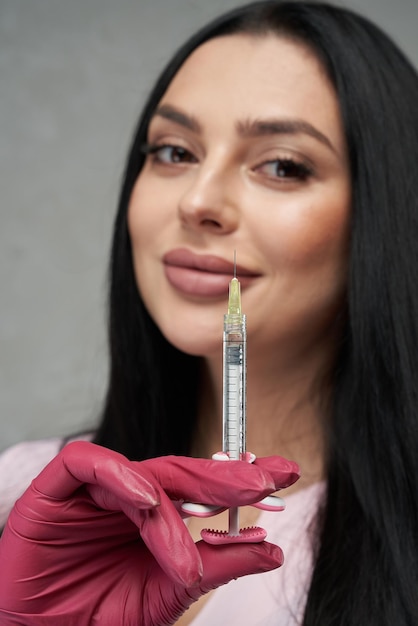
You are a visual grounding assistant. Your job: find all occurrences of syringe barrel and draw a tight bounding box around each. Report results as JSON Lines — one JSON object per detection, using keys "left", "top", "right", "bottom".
{"left": 222, "top": 314, "right": 247, "bottom": 460}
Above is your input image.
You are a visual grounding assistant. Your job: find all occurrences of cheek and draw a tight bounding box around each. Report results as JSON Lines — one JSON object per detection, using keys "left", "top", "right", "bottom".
{"left": 126, "top": 178, "right": 161, "bottom": 308}
{"left": 127, "top": 179, "right": 147, "bottom": 248}
{"left": 246, "top": 198, "right": 350, "bottom": 346}
{"left": 254, "top": 193, "right": 351, "bottom": 275}
{"left": 127, "top": 176, "right": 163, "bottom": 255}
{"left": 126, "top": 180, "right": 164, "bottom": 324}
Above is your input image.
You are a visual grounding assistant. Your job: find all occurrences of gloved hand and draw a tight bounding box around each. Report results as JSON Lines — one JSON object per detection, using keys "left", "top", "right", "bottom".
{"left": 0, "top": 441, "right": 299, "bottom": 626}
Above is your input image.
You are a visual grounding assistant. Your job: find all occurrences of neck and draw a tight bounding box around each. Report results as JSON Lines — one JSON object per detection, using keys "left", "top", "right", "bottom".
{"left": 192, "top": 338, "right": 335, "bottom": 493}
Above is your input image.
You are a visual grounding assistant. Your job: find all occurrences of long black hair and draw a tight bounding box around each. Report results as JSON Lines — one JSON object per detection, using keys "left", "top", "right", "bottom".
{"left": 94, "top": 2, "right": 418, "bottom": 623}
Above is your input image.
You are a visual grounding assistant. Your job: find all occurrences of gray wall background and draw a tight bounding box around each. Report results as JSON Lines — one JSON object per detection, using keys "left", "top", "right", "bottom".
{"left": 1, "top": 0, "right": 417, "bottom": 451}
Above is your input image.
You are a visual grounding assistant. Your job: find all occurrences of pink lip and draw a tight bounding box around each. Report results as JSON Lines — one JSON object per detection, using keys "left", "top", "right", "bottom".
{"left": 163, "top": 248, "right": 260, "bottom": 298}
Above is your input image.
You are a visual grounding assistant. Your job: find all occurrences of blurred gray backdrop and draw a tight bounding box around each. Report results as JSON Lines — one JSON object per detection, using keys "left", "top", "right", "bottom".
{"left": 1, "top": 0, "right": 418, "bottom": 451}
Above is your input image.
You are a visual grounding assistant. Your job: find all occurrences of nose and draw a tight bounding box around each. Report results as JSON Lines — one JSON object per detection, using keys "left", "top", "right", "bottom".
{"left": 178, "top": 159, "right": 239, "bottom": 235}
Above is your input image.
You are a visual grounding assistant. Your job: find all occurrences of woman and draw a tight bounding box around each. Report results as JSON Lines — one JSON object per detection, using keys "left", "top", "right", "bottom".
{"left": 1, "top": 1, "right": 418, "bottom": 624}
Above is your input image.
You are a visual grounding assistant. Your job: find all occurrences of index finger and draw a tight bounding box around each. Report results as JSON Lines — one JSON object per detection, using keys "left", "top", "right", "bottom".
{"left": 141, "top": 455, "right": 299, "bottom": 507}
{"left": 33, "top": 441, "right": 159, "bottom": 509}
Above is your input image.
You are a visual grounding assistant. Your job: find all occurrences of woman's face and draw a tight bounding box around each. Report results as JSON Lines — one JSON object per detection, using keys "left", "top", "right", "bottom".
{"left": 128, "top": 34, "right": 351, "bottom": 360}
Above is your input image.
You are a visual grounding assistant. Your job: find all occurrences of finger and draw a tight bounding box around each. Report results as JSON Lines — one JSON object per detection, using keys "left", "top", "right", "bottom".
{"left": 141, "top": 455, "right": 299, "bottom": 506}
{"left": 195, "top": 540, "right": 284, "bottom": 594}
{"left": 253, "top": 456, "right": 300, "bottom": 490}
{"left": 33, "top": 441, "right": 159, "bottom": 508}
{"left": 87, "top": 480, "right": 203, "bottom": 588}
{"left": 138, "top": 488, "right": 204, "bottom": 587}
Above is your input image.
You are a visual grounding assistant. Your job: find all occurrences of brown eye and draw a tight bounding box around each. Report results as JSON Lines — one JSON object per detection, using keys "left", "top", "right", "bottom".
{"left": 143, "top": 143, "right": 197, "bottom": 164}
{"left": 258, "top": 158, "right": 312, "bottom": 181}
{"left": 164, "top": 146, "right": 195, "bottom": 163}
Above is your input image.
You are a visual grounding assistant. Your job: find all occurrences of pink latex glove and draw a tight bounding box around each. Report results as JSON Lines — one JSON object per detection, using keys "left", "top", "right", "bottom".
{"left": 0, "top": 441, "right": 299, "bottom": 625}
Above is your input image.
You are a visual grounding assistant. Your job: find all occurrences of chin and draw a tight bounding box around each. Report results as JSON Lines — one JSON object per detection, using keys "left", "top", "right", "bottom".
{"left": 171, "top": 337, "right": 221, "bottom": 358}
{"left": 147, "top": 304, "right": 222, "bottom": 355}
{"left": 158, "top": 326, "right": 221, "bottom": 358}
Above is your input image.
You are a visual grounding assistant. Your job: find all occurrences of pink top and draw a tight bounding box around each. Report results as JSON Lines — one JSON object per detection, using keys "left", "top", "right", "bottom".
{"left": 0, "top": 439, "right": 324, "bottom": 625}
{"left": 0, "top": 438, "right": 66, "bottom": 527}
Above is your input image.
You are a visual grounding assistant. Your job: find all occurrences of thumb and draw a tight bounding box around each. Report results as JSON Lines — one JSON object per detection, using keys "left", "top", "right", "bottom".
{"left": 162, "top": 541, "right": 283, "bottom": 624}
{"left": 195, "top": 540, "right": 283, "bottom": 594}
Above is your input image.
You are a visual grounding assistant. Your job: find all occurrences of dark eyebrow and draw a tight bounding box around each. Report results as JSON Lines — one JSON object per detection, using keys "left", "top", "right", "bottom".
{"left": 237, "top": 118, "right": 337, "bottom": 153}
{"left": 152, "top": 104, "right": 202, "bottom": 133}
{"left": 152, "top": 104, "right": 337, "bottom": 155}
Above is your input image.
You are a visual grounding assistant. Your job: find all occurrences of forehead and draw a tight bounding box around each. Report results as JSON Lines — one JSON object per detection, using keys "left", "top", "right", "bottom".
{"left": 155, "top": 34, "right": 344, "bottom": 152}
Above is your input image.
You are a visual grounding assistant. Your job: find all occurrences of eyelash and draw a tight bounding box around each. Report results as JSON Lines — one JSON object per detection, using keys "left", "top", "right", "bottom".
{"left": 140, "top": 143, "right": 197, "bottom": 164}
{"left": 256, "top": 158, "right": 313, "bottom": 181}
{"left": 140, "top": 142, "right": 313, "bottom": 182}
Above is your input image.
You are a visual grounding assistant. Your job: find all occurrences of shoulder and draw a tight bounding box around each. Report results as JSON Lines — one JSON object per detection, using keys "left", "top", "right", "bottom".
{"left": 0, "top": 434, "right": 93, "bottom": 528}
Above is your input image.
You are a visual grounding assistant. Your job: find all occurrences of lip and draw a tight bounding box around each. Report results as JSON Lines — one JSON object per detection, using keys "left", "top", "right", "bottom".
{"left": 163, "top": 248, "right": 261, "bottom": 298}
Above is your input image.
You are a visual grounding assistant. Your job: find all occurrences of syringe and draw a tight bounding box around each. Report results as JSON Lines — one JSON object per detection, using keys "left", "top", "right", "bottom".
{"left": 181, "top": 253, "right": 285, "bottom": 544}
{"left": 222, "top": 257, "right": 247, "bottom": 535}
